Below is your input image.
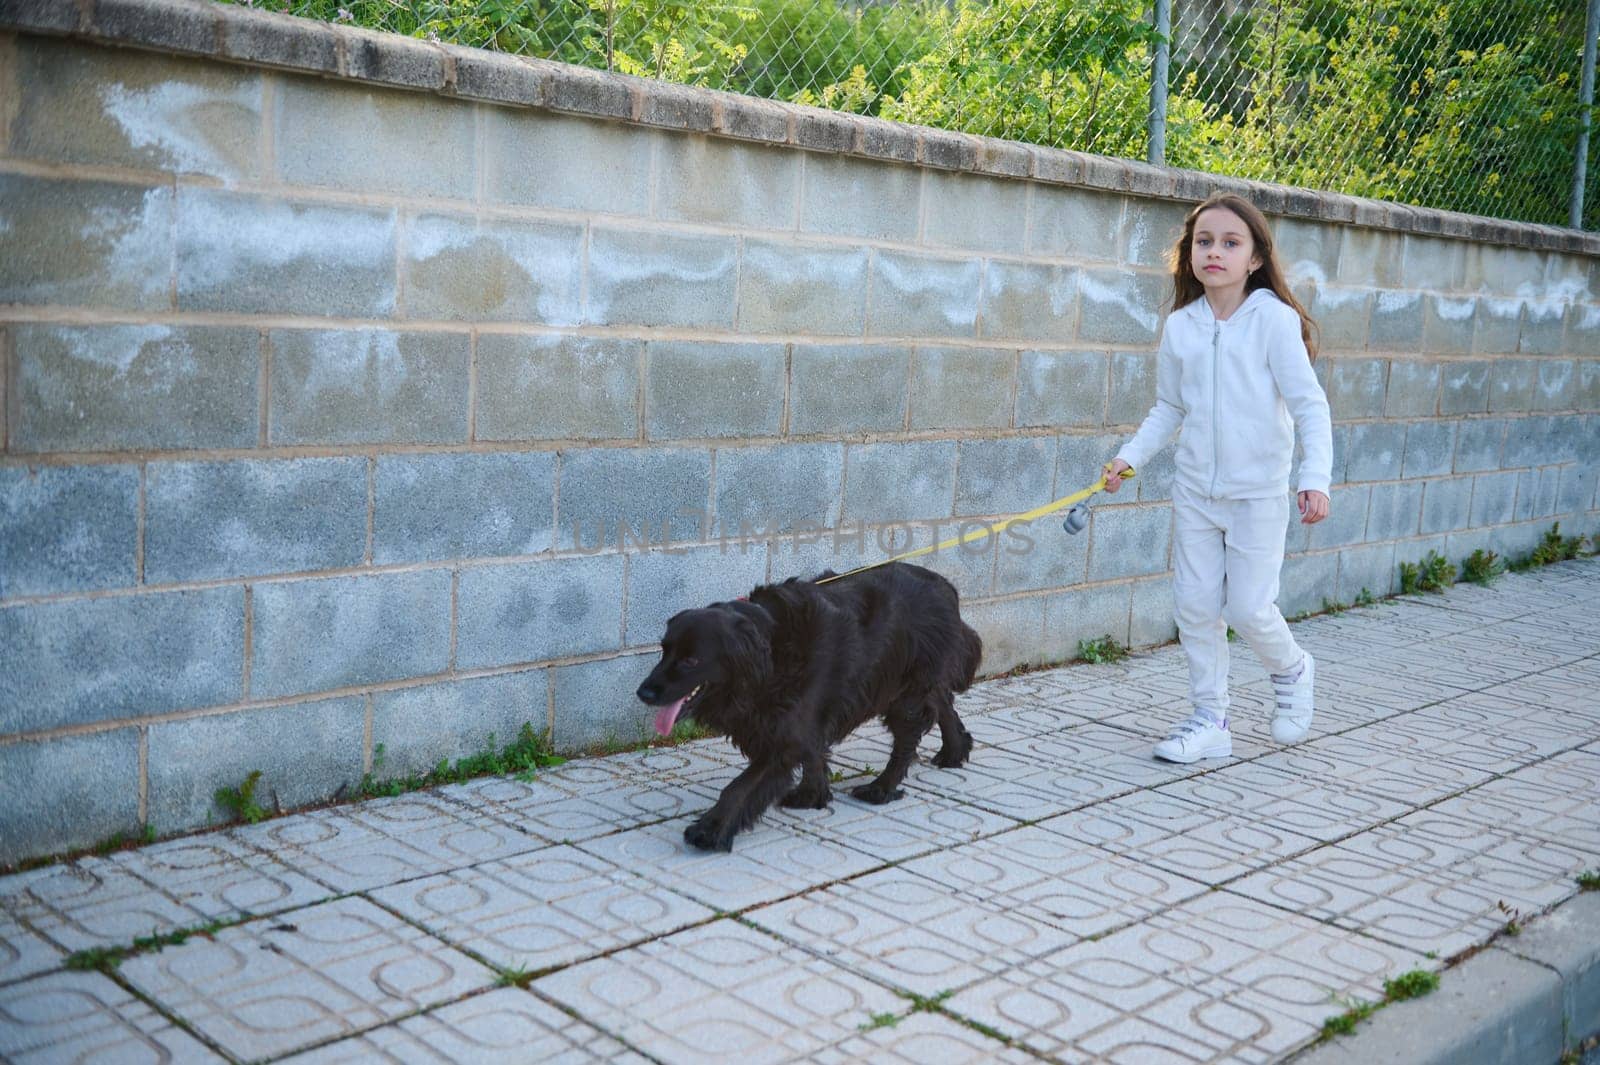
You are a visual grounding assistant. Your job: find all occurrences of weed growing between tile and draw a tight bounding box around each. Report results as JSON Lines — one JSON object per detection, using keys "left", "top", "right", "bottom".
{"left": 1576, "top": 870, "right": 1600, "bottom": 891}
{"left": 63, "top": 914, "right": 253, "bottom": 973}
{"left": 1077, "top": 634, "right": 1130, "bottom": 664}
{"left": 1319, "top": 967, "right": 1440, "bottom": 1041}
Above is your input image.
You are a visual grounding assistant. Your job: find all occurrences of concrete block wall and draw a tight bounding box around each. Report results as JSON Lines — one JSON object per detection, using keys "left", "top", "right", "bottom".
{"left": 0, "top": 0, "right": 1597, "bottom": 862}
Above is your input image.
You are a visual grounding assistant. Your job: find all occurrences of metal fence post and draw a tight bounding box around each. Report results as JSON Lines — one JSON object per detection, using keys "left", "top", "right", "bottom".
{"left": 1148, "top": 0, "right": 1171, "bottom": 167}
{"left": 1573, "top": 0, "right": 1600, "bottom": 228}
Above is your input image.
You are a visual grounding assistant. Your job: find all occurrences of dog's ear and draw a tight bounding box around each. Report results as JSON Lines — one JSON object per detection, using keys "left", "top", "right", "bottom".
{"left": 721, "top": 608, "right": 773, "bottom": 685}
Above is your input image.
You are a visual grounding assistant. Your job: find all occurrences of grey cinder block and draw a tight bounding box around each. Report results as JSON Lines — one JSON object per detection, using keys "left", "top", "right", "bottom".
{"left": 0, "top": 731, "right": 140, "bottom": 866}
{"left": 954, "top": 436, "right": 1056, "bottom": 518}
{"left": 250, "top": 571, "right": 451, "bottom": 700}
{"left": 0, "top": 588, "right": 244, "bottom": 734}
{"left": 373, "top": 451, "right": 557, "bottom": 564}
{"left": 485, "top": 110, "right": 651, "bottom": 217}
{"left": 1027, "top": 187, "right": 1124, "bottom": 260}
{"left": 1384, "top": 360, "right": 1440, "bottom": 418}
{"left": 276, "top": 78, "right": 473, "bottom": 198}
{"left": 909, "top": 346, "right": 1014, "bottom": 430}
{"left": 1016, "top": 350, "right": 1107, "bottom": 429}
{"left": 868, "top": 250, "right": 982, "bottom": 339}
{"left": 800, "top": 155, "right": 921, "bottom": 244}
{"left": 1440, "top": 360, "right": 1491, "bottom": 415}
{"left": 1365, "top": 481, "right": 1423, "bottom": 542}
{"left": 655, "top": 136, "right": 798, "bottom": 228}
{"left": 9, "top": 38, "right": 261, "bottom": 180}
{"left": 1343, "top": 422, "right": 1407, "bottom": 483}
{"left": 145, "top": 458, "right": 368, "bottom": 583}
{"left": 1086, "top": 503, "right": 1171, "bottom": 582}
{"left": 271, "top": 329, "right": 470, "bottom": 446}
{"left": 373, "top": 672, "right": 547, "bottom": 780}
{"left": 1043, "top": 580, "right": 1132, "bottom": 659}
{"left": 1328, "top": 358, "right": 1389, "bottom": 420}
{"left": 714, "top": 442, "right": 844, "bottom": 537}
{"left": 789, "top": 344, "right": 910, "bottom": 436}
{"left": 1, "top": 465, "right": 139, "bottom": 599}
{"left": 922, "top": 171, "right": 1027, "bottom": 254}
{"left": 737, "top": 240, "right": 869, "bottom": 337}
{"left": 645, "top": 340, "right": 785, "bottom": 440}
{"left": 1419, "top": 476, "right": 1474, "bottom": 534}
{"left": 1401, "top": 421, "right": 1456, "bottom": 478}
{"left": 558, "top": 446, "right": 711, "bottom": 551}
{"left": 624, "top": 543, "right": 768, "bottom": 646}
{"left": 147, "top": 698, "right": 365, "bottom": 830}
{"left": 552, "top": 653, "right": 657, "bottom": 751}
{"left": 0, "top": 173, "right": 172, "bottom": 311}
{"left": 403, "top": 214, "right": 583, "bottom": 324}
{"left": 11, "top": 324, "right": 260, "bottom": 453}
{"left": 457, "top": 554, "right": 625, "bottom": 668}
{"left": 979, "top": 262, "right": 1079, "bottom": 343}
{"left": 177, "top": 187, "right": 395, "bottom": 316}
{"left": 1077, "top": 269, "right": 1163, "bottom": 346}
{"left": 476, "top": 334, "right": 639, "bottom": 443}
{"left": 841, "top": 440, "right": 957, "bottom": 526}
{"left": 587, "top": 227, "right": 738, "bottom": 330}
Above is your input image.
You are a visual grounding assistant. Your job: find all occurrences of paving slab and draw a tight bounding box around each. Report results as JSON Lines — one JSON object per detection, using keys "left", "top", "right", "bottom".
{"left": 1, "top": 557, "right": 1598, "bottom": 1064}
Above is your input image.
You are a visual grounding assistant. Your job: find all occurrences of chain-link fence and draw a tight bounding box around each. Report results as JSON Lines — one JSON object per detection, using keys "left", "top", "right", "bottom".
{"left": 261, "top": 0, "right": 1597, "bottom": 228}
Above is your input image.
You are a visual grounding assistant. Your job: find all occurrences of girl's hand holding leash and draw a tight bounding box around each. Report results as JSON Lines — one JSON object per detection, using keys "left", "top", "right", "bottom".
{"left": 1298, "top": 490, "right": 1329, "bottom": 524}
{"left": 1102, "top": 460, "right": 1133, "bottom": 493}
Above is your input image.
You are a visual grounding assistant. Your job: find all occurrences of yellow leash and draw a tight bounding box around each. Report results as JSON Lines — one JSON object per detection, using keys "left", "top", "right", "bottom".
{"left": 816, "top": 467, "right": 1135, "bottom": 585}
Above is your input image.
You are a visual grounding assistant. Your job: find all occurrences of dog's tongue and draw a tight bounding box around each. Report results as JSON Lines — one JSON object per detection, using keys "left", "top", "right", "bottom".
{"left": 653, "top": 696, "right": 687, "bottom": 737}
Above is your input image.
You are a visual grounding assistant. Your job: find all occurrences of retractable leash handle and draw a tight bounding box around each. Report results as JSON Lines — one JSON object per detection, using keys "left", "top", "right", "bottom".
{"left": 1061, "top": 466, "right": 1135, "bottom": 536}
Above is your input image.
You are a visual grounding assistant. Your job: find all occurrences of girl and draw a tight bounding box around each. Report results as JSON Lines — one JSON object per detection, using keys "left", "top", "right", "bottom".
{"left": 1103, "top": 192, "right": 1332, "bottom": 763}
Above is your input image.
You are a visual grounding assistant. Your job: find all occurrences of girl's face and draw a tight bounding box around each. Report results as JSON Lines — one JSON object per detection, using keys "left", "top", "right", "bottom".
{"left": 1190, "top": 206, "right": 1263, "bottom": 293}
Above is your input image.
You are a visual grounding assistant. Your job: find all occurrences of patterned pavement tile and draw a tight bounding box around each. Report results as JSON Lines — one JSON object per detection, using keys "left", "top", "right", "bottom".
{"left": 0, "top": 911, "right": 63, "bottom": 987}
{"left": 1040, "top": 791, "right": 1323, "bottom": 885}
{"left": 1153, "top": 761, "right": 1411, "bottom": 844}
{"left": 771, "top": 783, "right": 1020, "bottom": 864}
{"left": 370, "top": 843, "right": 716, "bottom": 972}
{"left": 998, "top": 723, "right": 1234, "bottom": 792}
{"left": 747, "top": 865, "right": 1076, "bottom": 995}
{"left": 0, "top": 858, "right": 210, "bottom": 954}
{"left": 946, "top": 892, "right": 1425, "bottom": 1064}
{"left": 1226, "top": 813, "right": 1591, "bottom": 956}
{"left": 812, "top": 1009, "right": 1036, "bottom": 1064}
{"left": 234, "top": 794, "right": 543, "bottom": 893}
{"left": 1255, "top": 731, "right": 1495, "bottom": 806}
{"left": 0, "top": 969, "right": 223, "bottom": 1063}
{"left": 446, "top": 771, "right": 723, "bottom": 845}
{"left": 899, "top": 826, "right": 1208, "bottom": 940}
{"left": 575, "top": 819, "right": 887, "bottom": 912}
{"left": 1428, "top": 770, "right": 1600, "bottom": 854}
{"left": 279, "top": 986, "right": 651, "bottom": 1063}
{"left": 120, "top": 896, "right": 496, "bottom": 1061}
{"left": 891, "top": 745, "right": 1103, "bottom": 822}
{"left": 113, "top": 833, "right": 332, "bottom": 923}
{"left": 533, "top": 919, "right": 903, "bottom": 1065}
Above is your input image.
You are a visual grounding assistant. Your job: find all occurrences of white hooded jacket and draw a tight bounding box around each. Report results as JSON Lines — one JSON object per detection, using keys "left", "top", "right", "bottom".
{"left": 1116, "top": 287, "right": 1333, "bottom": 500}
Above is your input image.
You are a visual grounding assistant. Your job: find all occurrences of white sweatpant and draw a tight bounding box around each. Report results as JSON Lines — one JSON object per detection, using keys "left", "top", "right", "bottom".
{"left": 1171, "top": 483, "right": 1305, "bottom": 722}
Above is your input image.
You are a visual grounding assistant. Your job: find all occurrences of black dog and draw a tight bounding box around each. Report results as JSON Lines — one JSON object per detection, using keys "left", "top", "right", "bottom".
{"left": 635, "top": 561, "right": 982, "bottom": 852}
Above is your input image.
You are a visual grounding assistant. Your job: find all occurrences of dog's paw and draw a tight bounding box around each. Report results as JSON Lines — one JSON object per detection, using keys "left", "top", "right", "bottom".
{"left": 683, "top": 818, "right": 734, "bottom": 852}
{"left": 850, "top": 782, "right": 905, "bottom": 805}
{"left": 780, "top": 785, "right": 832, "bottom": 810}
{"left": 932, "top": 734, "right": 974, "bottom": 768}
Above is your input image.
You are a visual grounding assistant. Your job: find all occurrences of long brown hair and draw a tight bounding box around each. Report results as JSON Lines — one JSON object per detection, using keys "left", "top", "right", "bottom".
{"left": 1169, "top": 193, "right": 1319, "bottom": 359}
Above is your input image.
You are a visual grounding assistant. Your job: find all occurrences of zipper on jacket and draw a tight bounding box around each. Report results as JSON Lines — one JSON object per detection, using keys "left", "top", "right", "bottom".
{"left": 1209, "top": 321, "right": 1220, "bottom": 498}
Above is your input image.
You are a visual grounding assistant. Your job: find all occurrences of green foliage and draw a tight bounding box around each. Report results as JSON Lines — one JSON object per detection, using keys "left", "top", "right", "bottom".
{"left": 859, "top": 1010, "right": 902, "bottom": 1031}
{"left": 1353, "top": 587, "right": 1376, "bottom": 608}
{"left": 214, "top": 770, "right": 269, "bottom": 825}
{"left": 361, "top": 723, "right": 565, "bottom": 798}
{"left": 1077, "top": 634, "right": 1129, "bottom": 665}
{"left": 1322, "top": 967, "right": 1440, "bottom": 1040}
{"left": 1400, "top": 551, "right": 1455, "bottom": 594}
{"left": 1460, "top": 548, "right": 1506, "bottom": 586}
{"left": 1383, "top": 968, "right": 1441, "bottom": 1001}
{"left": 1320, "top": 996, "right": 1377, "bottom": 1038}
{"left": 1531, "top": 522, "right": 1586, "bottom": 565}
{"left": 65, "top": 917, "right": 237, "bottom": 972}
{"left": 1578, "top": 870, "right": 1600, "bottom": 891}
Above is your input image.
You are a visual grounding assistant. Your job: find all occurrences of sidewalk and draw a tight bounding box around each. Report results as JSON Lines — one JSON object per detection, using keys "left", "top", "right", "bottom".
{"left": 2, "top": 560, "right": 1597, "bottom": 1064}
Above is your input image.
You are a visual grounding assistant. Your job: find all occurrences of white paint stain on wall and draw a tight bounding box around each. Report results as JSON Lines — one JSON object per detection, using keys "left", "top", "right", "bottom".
{"left": 1077, "top": 273, "right": 1159, "bottom": 334}
{"left": 100, "top": 79, "right": 258, "bottom": 180}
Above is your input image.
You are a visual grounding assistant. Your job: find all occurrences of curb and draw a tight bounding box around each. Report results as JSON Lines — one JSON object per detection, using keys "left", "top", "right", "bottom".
{"left": 1291, "top": 891, "right": 1600, "bottom": 1065}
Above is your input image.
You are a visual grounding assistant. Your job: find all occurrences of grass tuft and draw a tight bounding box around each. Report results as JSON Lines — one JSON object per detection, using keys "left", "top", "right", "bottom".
{"left": 1076, "top": 634, "right": 1129, "bottom": 665}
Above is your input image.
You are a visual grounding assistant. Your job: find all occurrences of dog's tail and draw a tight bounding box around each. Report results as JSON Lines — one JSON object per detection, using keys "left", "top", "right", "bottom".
{"left": 954, "top": 623, "right": 983, "bottom": 693}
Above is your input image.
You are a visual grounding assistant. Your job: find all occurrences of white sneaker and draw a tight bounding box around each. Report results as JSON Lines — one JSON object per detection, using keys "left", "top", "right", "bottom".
{"left": 1271, "top": 652, "right": 1315, "bottom": 744}
{"left": 1153, "top": 715, "right": 1233, "bottom": 763}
